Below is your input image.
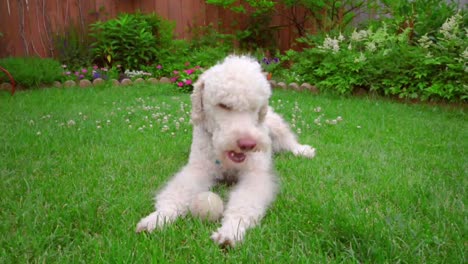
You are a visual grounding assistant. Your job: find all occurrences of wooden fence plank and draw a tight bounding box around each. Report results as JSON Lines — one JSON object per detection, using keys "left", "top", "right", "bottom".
{"left": 0, "top": 0, "right": 319, "bottom": 58}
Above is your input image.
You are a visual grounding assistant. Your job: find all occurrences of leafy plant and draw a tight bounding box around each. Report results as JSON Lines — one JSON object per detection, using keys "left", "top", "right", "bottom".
{"left": 170, "top": 64, "right": 203, "bottom": 92}
{"left": 53, "top": 22, "right": 92, "bottom": 70}
{"left": 286, "top": 10, "right": 467, "bottom": 101}
{"left": 205, "top": 0, "right": 278, "bottom": 51}
{"left": 89, "top": 12, "right": 174, "bottom": 70}
{"left": 0, "top": 57, "right": 62, "bottom": 87}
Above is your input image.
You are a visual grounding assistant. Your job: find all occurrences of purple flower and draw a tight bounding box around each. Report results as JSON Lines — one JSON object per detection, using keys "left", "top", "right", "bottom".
{"left": 156, "top": 65, "right": 163, "bottom": 69}
{"left": 79, "top": 74, "right": 85, "bottom": 79}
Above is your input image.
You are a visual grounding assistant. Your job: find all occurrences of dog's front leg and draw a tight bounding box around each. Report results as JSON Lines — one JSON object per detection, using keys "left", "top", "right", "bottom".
{"left": 136, "top": 163, "right": 214, "bottom": 233}
{"left": 211, "top": 169, "right": 277, "bottom": 247}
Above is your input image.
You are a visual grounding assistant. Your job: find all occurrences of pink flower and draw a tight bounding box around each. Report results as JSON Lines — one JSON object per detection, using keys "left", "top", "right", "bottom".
{"left": 93, "top": 65, "right": 98, "bottom": 70}
{"left": 66, "top": 71, "right": 71, "bottom": 75}
{"left": 173, "top": 70, "right": 179, "bottom": 75}
{"left": 170, "top": 77, "right": 178, "bottom": 82}
{"left": 79, "top": 74, "right": 85, "bottom": 79}
{"left": 82, "top": 68, "right": 88, "bottom": 74}
{"left": 177, "top": 82, "right": 184, "bottom": 87}
{"left": 75, "top": 71, "right": 80, "bottom": 76}
{"left": 184, "top": 69, "right": 194, "bottom": 75}
{"left": 156, "top": 65, "right": 162, "bottom": 69}
{"left": 184, "top": 79, "right": 192, "bottom": 85}
{"left": 101, "top": 68, "right": 108, "bottom": 72}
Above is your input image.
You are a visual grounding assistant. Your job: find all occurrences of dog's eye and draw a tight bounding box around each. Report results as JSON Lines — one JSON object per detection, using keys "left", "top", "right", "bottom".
{"left": 218, "top": 103, "right": 232, "bottom": 111}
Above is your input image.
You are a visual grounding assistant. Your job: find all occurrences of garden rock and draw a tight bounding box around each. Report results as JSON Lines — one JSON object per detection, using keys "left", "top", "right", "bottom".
{"left": 63, "top": 80, "right": 76, "bottom": 88}
{"left": 53, "top": 81, "right": 62, "bottom": 88}
{"left": 93, "top": 78, "right": 105, "bottom": 86}
{"left": 159, "top": 77, "right": 171, "bottom": 84}
{"left": 1, "top": 82, "right": 13, "bottom": 91}
{"left": 289, "top": 82, "right": 300, "bottom": 91}
{"left": 121, "top": 78, "right": 132, "bottom": 86}
{"left": 110, "top": 79, "right": 120, "bottom": 86}
{"left": 276, "top": 82, "right": 287, "bottom": 90}
{"left": 300, "top": 83, "right": 319, "bottom": 94}
{"left": 269, "top": 80, "right": 277, "bottom": 87}
{"left": 148, "top": 78, "right": 159, "bottom": 84}
{"left": 134, "top": 78, "right": 145, "bottom": 84}
{"left": 79, "top": 79, "right": 92, "bottom": 88}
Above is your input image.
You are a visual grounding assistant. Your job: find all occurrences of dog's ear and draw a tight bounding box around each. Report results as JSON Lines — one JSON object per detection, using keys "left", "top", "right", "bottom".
{"left": 258, "top": 104, "right": 268, "bottom": 123}
{"left": 191, "top": 78, "right": 204, "bottom": 125}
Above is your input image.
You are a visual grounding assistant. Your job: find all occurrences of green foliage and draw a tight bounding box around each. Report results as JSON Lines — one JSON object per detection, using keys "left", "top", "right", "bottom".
{"left": 0, "top": 57, "right": 62, "bottom": 87}
{"left": 205, "top": 0, "right": 278, "bottom": 51}
{"left": 283, "top": 0, "right": 381, "bottom": 33}
{"left": 89, "top": 12, "right": 174, "bottom": 70}
{"left": 286, "top": 11, "right": 467, "bottom": 101}
{"left": 53, "top": 22, "right": 92, "bottom": 70}
{"left": 376, "top": 0, "right": 461, "bottom": 38}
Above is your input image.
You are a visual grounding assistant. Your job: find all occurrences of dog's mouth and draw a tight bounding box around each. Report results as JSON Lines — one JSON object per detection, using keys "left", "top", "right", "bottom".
{"left": 226, "top": 151, "right": 246, "bottom": 163}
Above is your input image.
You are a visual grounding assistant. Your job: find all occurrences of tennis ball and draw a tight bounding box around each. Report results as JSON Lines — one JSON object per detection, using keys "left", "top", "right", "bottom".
{"left": 189, "top": 191, "right": 224, "bottom": 221}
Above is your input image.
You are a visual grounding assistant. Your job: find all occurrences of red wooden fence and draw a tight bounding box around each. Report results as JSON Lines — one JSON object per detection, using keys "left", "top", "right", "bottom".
{"left": 0, "top": 0, "right": 315, "bottom": 58}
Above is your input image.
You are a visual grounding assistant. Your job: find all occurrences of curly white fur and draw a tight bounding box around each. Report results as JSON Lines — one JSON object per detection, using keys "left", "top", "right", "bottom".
{"left": 136, "top": 55, "right": 316, "bottom": 247}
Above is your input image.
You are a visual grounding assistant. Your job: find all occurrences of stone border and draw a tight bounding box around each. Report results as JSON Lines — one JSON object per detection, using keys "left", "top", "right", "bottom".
{"left": 1, "top": 77, "right": 319, "bottom": 94}
{"left": 269, "top": 80, "right": 319, "bottom": 94}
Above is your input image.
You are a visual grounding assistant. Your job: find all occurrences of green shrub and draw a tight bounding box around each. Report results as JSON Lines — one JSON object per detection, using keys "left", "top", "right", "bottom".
{"left": 0, "top": 57, "right": 62, "bottom": 87}
{"left": 89, "top": 12, "right": 174, "bottom": 70}
{"left": 53, "top": 22, "right": 92, "bottom": 70}
{"left": 286, "top": 11, "right": 467, "bottom": 101}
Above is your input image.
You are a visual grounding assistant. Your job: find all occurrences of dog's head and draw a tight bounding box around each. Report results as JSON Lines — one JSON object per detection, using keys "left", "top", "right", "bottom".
{"left": 191, "top": 55, "right": 272, "bottom": 166}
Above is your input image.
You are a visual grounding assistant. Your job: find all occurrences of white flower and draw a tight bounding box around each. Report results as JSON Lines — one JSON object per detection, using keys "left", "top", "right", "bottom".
{"left": 36, "top": 131, "right": 41, "bottom": 135}
{"left": 336, "top": 116, "right": 343, "bottom": 122}
{"left": 418, "top": 34, "right": 432, "bottom": 49}
{"left": 440, "top": 13, "right": 462, "bottom": 40}
{"left": 320, "top": 36, "right": 340, "bottom": 52}
{"left": 314, "top": 107, "right": 322, "bottom": 113}
{"left": 67, "top": 120, "right": 76, "bottom": 126}
{"left": 351, "top": 29, "right": 369, "bottom": 42}
{"left": 366, "top": 42, "right": 377, "bottom": 52}
{"left": 338, "top": 33, "right": 345, "bottom": 42}
{"left": 354, "top": 53, "right": 367, "bottom": 63}
{"left": 461, "top": 48, "right": 468, "bottom": 60}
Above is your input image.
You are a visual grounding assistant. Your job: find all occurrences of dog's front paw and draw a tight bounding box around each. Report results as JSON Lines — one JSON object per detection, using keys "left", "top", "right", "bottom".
{"left": 211, "top": 226, "right": 245, "bottom": 248}
{"left": 136, "top": 211, "right": 173, "bottom": 233}
{"left": 293, "top": 144, "right": 316, "bottom": 158}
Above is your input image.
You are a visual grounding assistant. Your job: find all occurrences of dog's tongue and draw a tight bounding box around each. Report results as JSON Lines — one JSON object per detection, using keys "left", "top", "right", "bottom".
{"left": 227, "top": 151, "right": 246, "bottom": 163}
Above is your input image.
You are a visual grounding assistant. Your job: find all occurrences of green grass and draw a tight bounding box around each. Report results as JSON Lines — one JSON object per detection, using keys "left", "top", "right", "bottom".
{"left": 0, "top": 84, "right": 466, "bottom": 263}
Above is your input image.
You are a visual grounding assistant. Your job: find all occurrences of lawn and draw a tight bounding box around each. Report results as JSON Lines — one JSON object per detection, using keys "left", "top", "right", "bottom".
{"left": 0, "top": 83, "right": 466, "bottom": 263}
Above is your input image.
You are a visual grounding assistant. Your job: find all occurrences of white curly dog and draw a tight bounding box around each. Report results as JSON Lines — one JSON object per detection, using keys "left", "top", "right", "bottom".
{"left": 136, "top": 55, "right": 316, "bottom": 247}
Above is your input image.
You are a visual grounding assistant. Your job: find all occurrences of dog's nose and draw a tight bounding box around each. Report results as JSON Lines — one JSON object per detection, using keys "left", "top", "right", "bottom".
{"left": 237, "top": 138, "right": 257, "bottom": 151}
